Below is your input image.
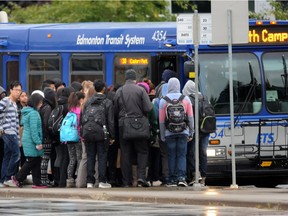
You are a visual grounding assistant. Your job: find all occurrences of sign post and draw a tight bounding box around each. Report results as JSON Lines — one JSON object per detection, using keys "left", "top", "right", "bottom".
{"left": 177, "top": 12, "right": 212, "bottom": 188}
{"left": 211, "top": 0, "right": 248, "bottom": 189}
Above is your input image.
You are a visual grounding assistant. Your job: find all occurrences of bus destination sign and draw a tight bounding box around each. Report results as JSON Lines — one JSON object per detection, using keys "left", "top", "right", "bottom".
{"left": 249, "top": 25, "right": 288, "bottom": 45}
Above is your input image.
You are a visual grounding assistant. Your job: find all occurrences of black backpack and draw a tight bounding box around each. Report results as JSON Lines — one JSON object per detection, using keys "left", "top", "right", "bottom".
{"left": 199, "top": 96, "right": 216, "bottom": 133}
{"left": 163, "top": 95, "right": 187, "bottom": 133}
{"left": 48, "top": 105, "right": 64, "bottom": 140}
{"left": 81, "top": 99, "right": 107, "bottom": 143}
{"left": 190, "top": 95, "right": 216, "bottom": 134}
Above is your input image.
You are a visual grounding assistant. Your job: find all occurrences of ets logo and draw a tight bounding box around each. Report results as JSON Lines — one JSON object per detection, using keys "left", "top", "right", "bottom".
{"left": 256, "top": 133, "right": 274, "bottom": 144}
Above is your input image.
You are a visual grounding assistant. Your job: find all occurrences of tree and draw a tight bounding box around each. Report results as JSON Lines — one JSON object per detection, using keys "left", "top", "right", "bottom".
{"left": 2, "top": 0, "right": 174, "bottom": 23}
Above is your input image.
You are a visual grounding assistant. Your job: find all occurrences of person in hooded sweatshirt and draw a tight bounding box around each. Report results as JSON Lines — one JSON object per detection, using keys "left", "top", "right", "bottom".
{"left": 39, "top": 87, "right": 57, "bottom": 186}
{"left": 183, "top": 80, "right": 210, "bottom": 186}
{"left": 155, "top": 69, "right": 177, "bottom": 99}
{"left": 159, "top": 77, "right": 194, "bottom": 187}
{"left": 82, "top": 79, "right": 115, "bottom": 189}
{"left": 154, "top": 69, "right": 177, "bottom": 185}
{"left": 11, "top": 93, "right": 47, "bottom": 188}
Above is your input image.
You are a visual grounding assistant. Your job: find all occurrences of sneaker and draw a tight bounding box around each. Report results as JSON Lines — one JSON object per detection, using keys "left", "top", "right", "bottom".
{"left": 200, "top": 177, "right": 206, "bottom": 186}
{"left": 166, "top": 181, "right": 177, "bottom": 187}
{"left": 11, "top": 176, "right": 21, "bottom": 188}
{"left": 66, "top": 179, "right": 75, "bottom": 188}
{"left": 32, "top": 184, "right": 48, "bottom": 189}
{"left": 87, "top": 183, "right": 94, "bottom": 188}
{"left": 99, "top": 182, "right": 112, "bottom": 189}
{"left": 178, "top": 180, "right": 188, "bottom": 187}
{"left": 152, "top": 180, "right": 162, "bottom": 187}
{"left": 137, "top": 179, "right": 151, "bottom": 188}
{"left": 0, "top": 183, "right": 7, "bottom": 188}
{"left": 4, "top": 180, "right": 16, "bottom": 187}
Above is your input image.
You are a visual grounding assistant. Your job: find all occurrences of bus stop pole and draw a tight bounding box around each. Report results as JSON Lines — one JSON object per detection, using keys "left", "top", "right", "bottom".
{"left": 193, "top": 10, "right": 201, "bottom": 188}
{"left": 227, "top": 9, "right": 238, "bottom": 189}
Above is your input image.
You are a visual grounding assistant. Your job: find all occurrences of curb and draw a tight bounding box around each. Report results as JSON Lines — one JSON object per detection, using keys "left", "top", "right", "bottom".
{"left": 1, "top": 187, "right": 288, "bottom": 210}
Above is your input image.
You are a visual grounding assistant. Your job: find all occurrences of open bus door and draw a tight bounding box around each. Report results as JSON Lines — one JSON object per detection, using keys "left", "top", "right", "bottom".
{"left": 152, "top": 54, "right": 184, "bottom": 87}
{"left": 3, "top": 55, "right": 19, "bottom": 90}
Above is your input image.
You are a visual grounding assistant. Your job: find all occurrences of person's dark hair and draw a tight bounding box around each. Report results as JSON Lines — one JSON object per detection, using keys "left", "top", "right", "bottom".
{"left": 9, "top": 81, "right": 22, "bottom": 90}
{"left": 93, "top": 80, "right": 106, "bottom": 92}
{"left": 42, "top": 79, "right": 55, "bottom": 90}
{"left": 27, "top": 93, "right": 43, "bottom": 110}
{"left": 68, "top": 91, "right": 85, "bottom": 110}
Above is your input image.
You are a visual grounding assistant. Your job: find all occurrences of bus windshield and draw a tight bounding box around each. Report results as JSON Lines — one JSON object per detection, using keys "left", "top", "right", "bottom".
{"left": 263, "top": 52, "right": 288, "bottom": 113}
{"left": 199, "top": 53, "right": 261, "bottom": 115}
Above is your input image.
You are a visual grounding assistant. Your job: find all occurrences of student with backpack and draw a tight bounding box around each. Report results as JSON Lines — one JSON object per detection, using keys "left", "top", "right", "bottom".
{"left": 159, "top": 77, "right": 194, "bottom": 187}
{"left": 153, "top": 69, "right": 177, "bottom": 186}
{"left": 183, "top": 80, "right": 216, "bottom": 186}
{"left": 81, "top": 80, "right": 115, "bottom": 189}
{"left": 61, "top": 91, "right": 85, "bottom": 187}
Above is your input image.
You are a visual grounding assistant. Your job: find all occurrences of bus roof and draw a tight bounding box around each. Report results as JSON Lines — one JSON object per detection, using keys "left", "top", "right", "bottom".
{"left": 0, "top": 22, "right": 186, "bottom": 52}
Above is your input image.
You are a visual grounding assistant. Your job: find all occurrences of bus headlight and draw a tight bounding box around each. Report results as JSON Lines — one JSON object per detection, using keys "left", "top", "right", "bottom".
{"left": 207, "top": 148, "right": 226, "bottom": 158}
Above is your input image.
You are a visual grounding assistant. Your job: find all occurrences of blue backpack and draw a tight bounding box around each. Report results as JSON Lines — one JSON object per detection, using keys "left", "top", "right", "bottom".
{"left": 60, "top": 111, "right": 79, "bottom": 143}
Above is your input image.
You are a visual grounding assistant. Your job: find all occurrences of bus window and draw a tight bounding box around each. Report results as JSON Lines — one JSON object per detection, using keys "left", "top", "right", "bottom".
{"left": 199, "top": 53, "right": 261, "bottom": 115}
{"left": 114, "top": 54, "right": 150, "bottom": 85}
{"left": 28, "top": 54, "right": 61, "bottom": 93}
{"left": 6, "top": 61, "right": 19, "bottom": 89}
{"left": 70, "top": 54, "right": 104, "bottom": 83}
{"left": 263, "top": 52, "right": 288, "bottom": 113}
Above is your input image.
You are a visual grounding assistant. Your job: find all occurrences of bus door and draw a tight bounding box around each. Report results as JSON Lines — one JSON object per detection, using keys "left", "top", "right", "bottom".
{"left": 3, "top": 55, "right": 19, "bottom": 90}
{"left": 152, "top": 54, "right": 183, "bottom": 87}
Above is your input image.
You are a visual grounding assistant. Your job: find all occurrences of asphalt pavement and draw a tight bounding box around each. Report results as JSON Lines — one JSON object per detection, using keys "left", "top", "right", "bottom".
{"left": 0, "top": 185, "right": 288, "bottom": 210}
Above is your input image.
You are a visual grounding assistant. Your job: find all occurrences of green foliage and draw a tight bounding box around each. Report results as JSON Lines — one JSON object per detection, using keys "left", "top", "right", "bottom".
{"left": 270, "top": 0, "right": 288, "bottom": 20}
{"left": 2, "top": 0, "right": 174, "bottom": 23}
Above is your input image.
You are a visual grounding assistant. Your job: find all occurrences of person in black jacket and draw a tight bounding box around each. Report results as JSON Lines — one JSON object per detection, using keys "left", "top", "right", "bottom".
{"left": 39, "top": 87, "right": 57, "bottom": 186}
{"left": 82, "top": 80, "right": 115, "bottom": 188}
{"left": 114, "top": 69, "right": 153, "bottom": 187}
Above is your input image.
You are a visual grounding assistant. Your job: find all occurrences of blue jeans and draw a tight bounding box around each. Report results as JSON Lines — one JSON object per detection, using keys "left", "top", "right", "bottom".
{"left": 165, "top": 134, "right": 188, "bottom": 182}
{"left": 187, "top": 134, "right": 209, "bottom": 178}
{"left": 1, "top": 134, "right": 20, "bottom": 183}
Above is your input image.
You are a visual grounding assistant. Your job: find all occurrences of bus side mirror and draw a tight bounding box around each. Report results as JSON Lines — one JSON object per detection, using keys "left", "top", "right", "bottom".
{"left": 184, "top": 61, "right": 195, "bottom": 79}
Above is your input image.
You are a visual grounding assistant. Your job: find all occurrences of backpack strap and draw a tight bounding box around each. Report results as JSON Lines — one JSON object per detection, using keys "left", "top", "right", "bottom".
{"left": 163, "top": 96, "right": 172, "bottom": 104}
{"left": 178, "top": 95, "right": 185, "bottom": 102}
{"left": 163, "top": 95, "right": 185, "bottom": 104}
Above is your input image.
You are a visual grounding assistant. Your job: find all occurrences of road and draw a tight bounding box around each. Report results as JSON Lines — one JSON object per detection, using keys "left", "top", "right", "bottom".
{"left": 0, "top": 198, "right": 287, "bottom": 216}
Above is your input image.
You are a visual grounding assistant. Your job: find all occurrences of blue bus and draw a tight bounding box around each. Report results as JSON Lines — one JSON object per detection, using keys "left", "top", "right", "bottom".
{"left": 183, "top": 20, "right": 288, "bottom": 187}
{"left": 0, "top": 22, "right": 186, "bottom": 92}
{"left": 1, "top": 20, "right": 288, "bottom": 187}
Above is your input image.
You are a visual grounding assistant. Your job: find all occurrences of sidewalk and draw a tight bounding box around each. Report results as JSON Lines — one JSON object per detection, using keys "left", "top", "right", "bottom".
{"left": 1, "top": 185, "right": 288, "bottom": 210}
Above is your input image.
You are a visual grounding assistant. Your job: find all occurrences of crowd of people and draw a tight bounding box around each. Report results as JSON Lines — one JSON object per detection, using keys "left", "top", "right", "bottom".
{"left": 0, "top": 68, "right": 210, "bottom": 189}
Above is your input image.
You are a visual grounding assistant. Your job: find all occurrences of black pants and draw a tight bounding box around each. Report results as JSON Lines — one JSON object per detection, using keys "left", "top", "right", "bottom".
{"left": 86, "top": 141, "right": 108, "bottom": 184}
{"left": 16, "top": 156, "right": 42, "bottom": 186}
{"left": 147, "top": 146, "right": 161, "bottom": 182}
{"left": 107, "top": 140, "right": 118, "bottom": 183}
{"left": 55, "top": 144, "right": 69, "bottom": 187}
{"left": 119, "top": 127, "right": 149, "bottom": 186}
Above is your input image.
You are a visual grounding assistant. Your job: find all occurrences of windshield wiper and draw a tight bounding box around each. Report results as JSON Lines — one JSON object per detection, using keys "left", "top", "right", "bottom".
{"left": 234, "top": 62, "right": 257, "bottom": 127}
{"left": 281, "top": 55, "right": 288, "bottom": 98}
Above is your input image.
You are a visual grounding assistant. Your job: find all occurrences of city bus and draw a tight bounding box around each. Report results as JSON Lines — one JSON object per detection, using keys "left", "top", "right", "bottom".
{"left": 0, "top": 22, "right": 187, "bottom": 92}
{"left": 0, "top": 20, "right": 288, "bottom": 187}
{"left": 183, "top": 20, "right": 288, "bottom": 187}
